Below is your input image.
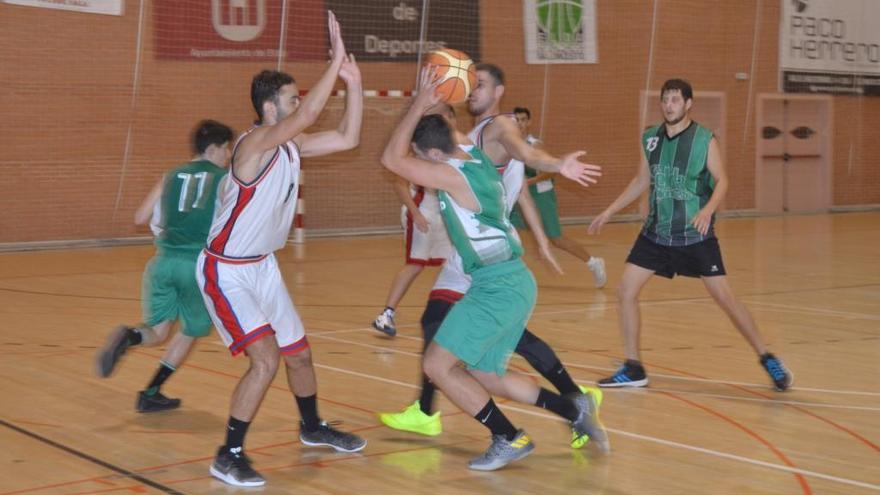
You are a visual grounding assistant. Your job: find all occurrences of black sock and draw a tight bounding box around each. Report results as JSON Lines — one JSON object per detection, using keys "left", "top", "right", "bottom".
{"left": 127, "top": 328, "right": 143, "bottom": 346}
{"left": 474, "top": 399, "right": 517, "bottom": 441}
{"left": 223, "top": 416, "right": 250, "bottom": 452}
{"left": 544, "top": 361, "right": 580, "bottom": 395}
{"left": 144, "top": 361, "right": 175, "bottom": 396}
{"left": 418, "top": 374, "right": 436, "bottom": 415}
{"left": 296, "top": 394, "right": 321, "bottom": 432}
{"left": 536, "top": 388, "right": 578, "bottom": 422}
{"left": 625, "top": 359, "right": 644, "bottom": 369}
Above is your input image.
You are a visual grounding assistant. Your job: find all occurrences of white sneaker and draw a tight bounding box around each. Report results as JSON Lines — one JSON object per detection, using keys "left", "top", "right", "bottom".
{"left": 372, "top": 310, "right": 397, "bottom": 336}
{"left": 587, "top": 257, "right": 607, "bottom": 289}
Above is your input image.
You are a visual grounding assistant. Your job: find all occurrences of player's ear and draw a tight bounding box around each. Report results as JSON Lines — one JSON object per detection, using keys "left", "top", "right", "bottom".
{"left": 494, "top": 83, "right": 505, "bottom": 100}
{"left": 685, "top": 98, "right": 693, "bottom": 113}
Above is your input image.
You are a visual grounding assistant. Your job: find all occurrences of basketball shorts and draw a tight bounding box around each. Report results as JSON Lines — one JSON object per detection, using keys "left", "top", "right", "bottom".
{"left": 142, "top": 251, "right": 212, "bottom": 338}
{"left": 402, "top": 205, "right": 451, "bottom": 266}
{"left": 434, "top": 259, "right": 536, "bottom": 375}
{"left": 510, "top": 186, "right": 562, "bottom": 239}
{"left": 626, "top": 235, "right": 727, "bottom": 279}
{"left": 197, "top": 251, "right": 308, "bottom": 357}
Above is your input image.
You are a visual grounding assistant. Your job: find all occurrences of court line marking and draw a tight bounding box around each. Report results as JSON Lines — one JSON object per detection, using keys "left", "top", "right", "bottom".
{"left": 313, "top": 363, "right": 878, "bottom": 492}
{"left": 304, "top": 332, "right": 880, "bottom": 399}
{"left": 0, "top": 418, "right": 185, "bottom": 495}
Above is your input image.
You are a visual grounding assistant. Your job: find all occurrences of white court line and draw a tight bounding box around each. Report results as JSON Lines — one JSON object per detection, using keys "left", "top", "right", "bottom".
{"left": 743, "top": 300, "right": 880, "bottom": 321}
{"left": 307, "top": 332, "right": 880, "bottom": 398}
{"left": 313, "top": 362, "right": 880, "bottom": 492}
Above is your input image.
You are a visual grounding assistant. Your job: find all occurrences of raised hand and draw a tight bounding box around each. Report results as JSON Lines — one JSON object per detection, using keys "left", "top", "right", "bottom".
{"left": 413, "top": 65, "right": 443, "bottom": 112}
{"left": 339, "top": 53, "right": 361, "bottom": 86}
{"left": 327, "top": 11, "right": 346, "bottom": 64}
{"left": 559, "top": 151, "right": 602, "bottom": 187}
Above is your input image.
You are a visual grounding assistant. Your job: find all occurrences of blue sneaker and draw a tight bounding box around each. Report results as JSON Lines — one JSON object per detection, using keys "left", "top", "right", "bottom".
{"left": 760, "top": 353, "right": 793, "bottom": 391}
{"left": 597, "top": 362, "right": 648, "bottom": 388}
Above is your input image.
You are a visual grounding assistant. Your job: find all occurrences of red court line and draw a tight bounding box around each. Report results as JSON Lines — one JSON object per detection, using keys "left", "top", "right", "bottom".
{"left": 644, "top": 361, "right": 880, "bottom": 454}
{"left": 660, "top": 391, "right": 812, "bottom": 495}
{"left": 65, "top": 486, "right": 145, "bottom": 495}
{"left": 554, "top": 345, "right": 879, "bottom": 456}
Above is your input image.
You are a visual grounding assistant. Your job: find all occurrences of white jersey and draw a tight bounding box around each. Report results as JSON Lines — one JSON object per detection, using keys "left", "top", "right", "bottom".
{"left": 431, "top": 121, "right": 525, "bottom": 296}
{"left": 206, "top": 128, "right": 301, "bottom": 260}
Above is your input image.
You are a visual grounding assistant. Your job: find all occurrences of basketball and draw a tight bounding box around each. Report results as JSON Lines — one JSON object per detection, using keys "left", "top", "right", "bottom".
{"left": 423, "top": 48, "right": 477, "bottom": 105}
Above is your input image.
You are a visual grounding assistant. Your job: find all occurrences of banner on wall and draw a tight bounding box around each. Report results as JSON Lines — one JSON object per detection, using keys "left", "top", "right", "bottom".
{"left": 3, "top": 0, "right": 123, "bottom": 16}
{"left": 780, "top": 0, "right": 880, "bottom": 95}
{"left": 155, "top": 0, "right": 327, "bottom": 61}
{"left": 323, "top": 0, "right": 479, "bottom": 62}
{"left": 524, "top": 0, "right": 597, "bottom": 64}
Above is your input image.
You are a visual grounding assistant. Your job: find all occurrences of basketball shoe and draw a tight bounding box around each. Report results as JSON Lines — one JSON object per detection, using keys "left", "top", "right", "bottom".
{"left": 300, "top": 421, "right": 367, "bottom": 452}
{"left": 587, "top": 257, "right": 607, "bottom": 289}
{"left": 468, "top": 430, "right": 534, "bottom": 471}
{"left": 210, "top": 447, "right": 265, "bottom": 487}
{"left": 760, "top": 353, "right": 793, "bottom": 391}
{"left": 136, "top": 390, "right": 181, "bottom": 413}
{"left": 597, "top": 360, "right": 648, "bottom": 388}
{"left": 571, "top": 385, "right": 603, "bottom": 449}
{"left": 372, "top": 308, "right": 397, "bottom": 336}
{"left": 378, "top": 401, "right": 442, "bottom": 436}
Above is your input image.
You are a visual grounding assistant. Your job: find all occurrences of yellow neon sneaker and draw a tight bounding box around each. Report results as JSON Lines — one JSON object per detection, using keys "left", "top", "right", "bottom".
{"left": 571, "top": 385, "right": 605, "bottom": 449}
{"left": 378, "top": 401, "right": 442, "bottom": 437}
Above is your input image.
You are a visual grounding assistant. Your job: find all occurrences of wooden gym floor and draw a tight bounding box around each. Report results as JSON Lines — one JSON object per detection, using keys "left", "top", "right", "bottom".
{"left": 0, "top": 212, "right": 878, "bottom": 495}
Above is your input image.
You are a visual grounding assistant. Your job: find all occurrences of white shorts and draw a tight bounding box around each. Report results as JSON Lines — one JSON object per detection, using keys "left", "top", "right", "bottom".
{"left": 429, "top": 251, "right": 472, "bottom": 302}
{"left": 402, "top": 205, "right": 451, "bottom": 266}
{"left": 197, "top": 251, "right": 307, "bottom": 357}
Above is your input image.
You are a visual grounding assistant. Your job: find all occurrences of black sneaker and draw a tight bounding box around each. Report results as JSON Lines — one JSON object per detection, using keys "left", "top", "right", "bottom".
{"left": 760, "top": 353, "right": 793, "bottom": 391}
{"left": 300, "top": 421, "right": 366, "bottom": 453}
{"left": 597, "top": 361, "right": 648, "bottom": 388}
{"left": 209, "top": 446, "right": 265, "bottom": 487}
{"left": 136, "top": 391, "right": 181, "bottom": 413}
{"left": 95, "top": 326, "right": 134, "bottom": 378}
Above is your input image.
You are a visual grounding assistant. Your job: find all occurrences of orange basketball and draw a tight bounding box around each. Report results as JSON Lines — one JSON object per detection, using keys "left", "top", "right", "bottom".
{"left": 423, "top": 48, "right": 477, "bottom": 105}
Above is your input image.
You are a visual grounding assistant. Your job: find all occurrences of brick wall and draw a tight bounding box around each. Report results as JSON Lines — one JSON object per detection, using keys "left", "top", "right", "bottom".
{"left": 0, "top": 0, "right": 877, "bottom": 243}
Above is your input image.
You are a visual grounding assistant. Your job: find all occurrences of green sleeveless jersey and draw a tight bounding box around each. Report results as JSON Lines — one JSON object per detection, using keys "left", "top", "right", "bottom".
{"left": 438, "top": 146, "right": 523, "bottom": 274}
{"left": 155, "top": 159, "right": 227, "bottom": 256}
{"left": 641, "top": 122, "right": 715, "bottom": 246}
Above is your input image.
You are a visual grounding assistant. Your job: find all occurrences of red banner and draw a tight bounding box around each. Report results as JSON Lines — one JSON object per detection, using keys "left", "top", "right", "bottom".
{"left": 155, "top": 0, "right": 327, "bottom": 61}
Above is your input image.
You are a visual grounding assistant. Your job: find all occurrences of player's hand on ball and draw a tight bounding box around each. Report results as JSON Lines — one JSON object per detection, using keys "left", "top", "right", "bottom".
{"left": 559, "top": 151, "right": 601, "bottom": 187}
{"left": 414, "top": 65, "right": 443, "bottom": 112}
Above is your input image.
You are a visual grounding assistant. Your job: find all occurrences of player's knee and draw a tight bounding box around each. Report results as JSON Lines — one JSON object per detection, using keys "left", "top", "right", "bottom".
{"left": 283, "top": 348, "right": 313, "bottom": 371}
{"left": 617, "top": 282, "right": 639, "bottom": 303}
{"left": 515, "top": 330, "right": 557, "bottom": 375}
{"left": 248, "top": 353, "right": 280, "bottom": 380}
{"left": 422, "top": 349, "right": 449, "bottom": 382}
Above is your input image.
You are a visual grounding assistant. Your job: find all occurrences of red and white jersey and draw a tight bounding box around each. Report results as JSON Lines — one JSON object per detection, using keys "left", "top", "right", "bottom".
{"left": 206, "top": 129, "right": 301, "bottom": 261}
{"left": 467, "top": 114, "right": 524, "bottom": 211}
{"left": 411, "top": 184, "right": 440, "bottom": 214}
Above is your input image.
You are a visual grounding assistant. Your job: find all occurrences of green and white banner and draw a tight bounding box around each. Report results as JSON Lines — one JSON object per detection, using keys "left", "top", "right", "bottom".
{"left": 524, "top": 0, "right": 597, "bottom": 64}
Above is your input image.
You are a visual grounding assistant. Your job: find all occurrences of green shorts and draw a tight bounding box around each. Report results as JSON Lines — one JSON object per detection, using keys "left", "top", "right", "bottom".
{"left": 510, "top": 187, "right": 562, "bottom": 239}
{"left": 433, "top": 258, "right": 537, "bottom": 375}
{"left": 142, "top": 251, "right": 212, "bottom": 338}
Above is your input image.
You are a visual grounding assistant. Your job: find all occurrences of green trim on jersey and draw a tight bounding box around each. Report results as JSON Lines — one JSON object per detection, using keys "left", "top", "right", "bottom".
{"left": 156, "top": 160, "right": 227, "bottom": 256}
{"left": 438, "top": 147, "right": 523, "bottom": 274}
{"left": 641, "top": 122, "right": 715, "bottom": 246}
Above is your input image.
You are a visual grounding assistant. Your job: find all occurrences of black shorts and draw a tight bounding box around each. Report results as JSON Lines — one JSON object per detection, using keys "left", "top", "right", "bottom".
{"left": 626, "top": 235, "right": 726, "bottom": 279}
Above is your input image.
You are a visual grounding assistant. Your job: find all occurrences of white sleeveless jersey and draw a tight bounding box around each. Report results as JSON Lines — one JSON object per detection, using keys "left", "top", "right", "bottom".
{"left": 206, "top": 129, "right": 301, "bottom": 260}
{"left": 410, "top": 184, "right": 440, "bottom": 214}
{"left": 466, "top": 114, "right": 524, "bottom": 213}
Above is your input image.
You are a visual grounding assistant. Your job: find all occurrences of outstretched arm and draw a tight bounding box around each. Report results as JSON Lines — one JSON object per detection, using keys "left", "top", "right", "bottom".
{"left": 494, "top": 118, "right": 601, "bottom": 187}
{"left": 588, "top": 151, "right": 651, "bottom": 235}
{"left": 297, "top": 54, "right": 363, "bottom": 157}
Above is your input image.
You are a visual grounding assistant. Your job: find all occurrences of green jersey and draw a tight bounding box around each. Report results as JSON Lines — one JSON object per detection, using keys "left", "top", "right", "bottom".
{"left": 641, "top": 122, "right": 715, "bottom": 246}
{"left": 155, "top": 159, "right": 227, "bottom": 256}
{"left": 438, "top": 146, "right": 523, "bottom": 274}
